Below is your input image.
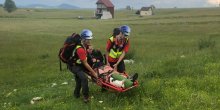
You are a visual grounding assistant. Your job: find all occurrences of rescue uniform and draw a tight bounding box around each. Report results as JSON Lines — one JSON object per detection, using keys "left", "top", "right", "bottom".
{"left": 67, "top": 45, "right": 89, "bottom": 98}
{"left": 106, "top": 36, "right": 130, "bottom": 73}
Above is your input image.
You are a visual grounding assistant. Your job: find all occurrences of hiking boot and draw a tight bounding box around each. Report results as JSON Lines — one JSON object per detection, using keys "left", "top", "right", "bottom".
{"left": 74, "top": 93, "right": 80, "bottom": 98}
{"left": 130, "top": 73, "right": 138, "bottom": 82}
{"left": 83, "top": 96, "right": 90, "bottom": 103}
{"left": 73, "top": 91, "right": 80, "bottom": 98}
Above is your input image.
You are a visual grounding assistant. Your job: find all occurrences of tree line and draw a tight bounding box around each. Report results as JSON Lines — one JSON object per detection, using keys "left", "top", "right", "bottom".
{"left": 1, "top": 0, "right": 17, "bottom": 13}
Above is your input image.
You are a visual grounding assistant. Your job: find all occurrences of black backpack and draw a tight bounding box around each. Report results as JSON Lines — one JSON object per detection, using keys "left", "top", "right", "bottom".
{"left": 58, "top": 33, "right": 82, "bottom": 71}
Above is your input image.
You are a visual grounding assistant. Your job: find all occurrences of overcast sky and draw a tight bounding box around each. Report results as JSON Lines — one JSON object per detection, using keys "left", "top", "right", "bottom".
{"left": 0, "top": 0, "right": 219, "bottom": 9}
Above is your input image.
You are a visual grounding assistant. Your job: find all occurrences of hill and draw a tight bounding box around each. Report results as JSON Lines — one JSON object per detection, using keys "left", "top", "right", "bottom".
{"left": 19, "top": 4, "right": 80, "bottom": 9}
{"left": 57, "top": 3, "right": 80, "bottom": 9}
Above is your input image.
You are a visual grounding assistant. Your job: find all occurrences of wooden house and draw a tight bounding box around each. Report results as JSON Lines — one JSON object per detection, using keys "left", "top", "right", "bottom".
{"left": 95, "top": 0, "right": 114, "bottom": 19}
{"left": 140, "top": 7, "right": 153, "bottom": 16}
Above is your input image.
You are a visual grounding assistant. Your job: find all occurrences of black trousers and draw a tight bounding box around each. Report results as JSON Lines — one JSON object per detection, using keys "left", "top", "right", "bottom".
{"left": 109, "top": 60, "right": 125, "bottom": 73}
{"left": 68, "top": 65, "right": 89, "bottom": 97}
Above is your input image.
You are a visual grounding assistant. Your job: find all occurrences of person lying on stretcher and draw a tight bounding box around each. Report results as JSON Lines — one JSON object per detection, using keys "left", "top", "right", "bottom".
{"left": 97, "top": 65, "right": 138, "bottom": 88}
{"left": 86, "top": 45, "right": 138, "bottom": 88}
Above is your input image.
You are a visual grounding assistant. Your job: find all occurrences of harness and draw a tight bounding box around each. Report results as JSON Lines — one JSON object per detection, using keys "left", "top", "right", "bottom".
{"left": 71, "top": 45, "right": 84, "bottom": 65}
{"left": 108, "top": 36, "right": 128, "bottom": 59}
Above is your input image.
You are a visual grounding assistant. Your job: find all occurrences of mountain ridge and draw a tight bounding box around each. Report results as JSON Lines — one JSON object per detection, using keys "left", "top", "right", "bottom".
{"left": 18, "top": 3, "right": 80, "bottom": 9}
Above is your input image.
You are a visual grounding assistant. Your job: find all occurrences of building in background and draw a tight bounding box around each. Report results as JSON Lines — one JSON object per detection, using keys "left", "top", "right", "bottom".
{"left": 95, "top": 0, "right": 114, "bottom": 19}
{"left": 140, "top": 7, "right": 153, "bottom": 16}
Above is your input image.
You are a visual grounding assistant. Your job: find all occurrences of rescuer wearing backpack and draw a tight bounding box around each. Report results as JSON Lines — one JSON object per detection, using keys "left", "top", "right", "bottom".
{"left": 105, "top": 25, "right": 131, "bottom": 73}
{"left": 59, "top": 29, "right": 98, "bottom": 103}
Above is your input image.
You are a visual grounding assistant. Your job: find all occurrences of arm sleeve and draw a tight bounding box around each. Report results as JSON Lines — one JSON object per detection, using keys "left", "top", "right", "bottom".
{"left": 76, "top": 48, "right": 87, "bottom": 61}
{"left": 106, "top": 39, "right": 112, "bottom": 52}
{"left": 123, "top": 39, "right": 130, "bottom": 53}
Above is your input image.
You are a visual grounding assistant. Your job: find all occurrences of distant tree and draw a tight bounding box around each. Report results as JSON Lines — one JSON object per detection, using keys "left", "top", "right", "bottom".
{"left": 4, "top": 0, "right": 17, "bottom": 13}
{"left": 150, "top": 5, "right": 156, "bottom": 9}
{"left": 0, "top": 4, "right": 3, "bottom": 7}
{"left": 135, "top": 10, "right": 140, "bottom": 15}
{"left": 126, "top": 5, "right": 131, "bottom": 10}
{"left": 150, "top": 5, "right": 156, "bottom": 15}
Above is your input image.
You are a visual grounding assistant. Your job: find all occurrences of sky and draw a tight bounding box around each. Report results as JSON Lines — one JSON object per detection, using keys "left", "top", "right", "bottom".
{"left": 0, "top": 0, "right": 219, "bottom": 9}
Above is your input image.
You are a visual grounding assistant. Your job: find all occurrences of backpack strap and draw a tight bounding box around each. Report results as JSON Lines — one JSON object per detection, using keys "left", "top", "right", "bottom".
{"left": 120, "top": 38, "right": 129, "bottom": 51}
{"left": 109, "top": 36, "right": 114, "bottom": 42}
{"left": 108, "top": 36, "right": 115, "bottom": 51}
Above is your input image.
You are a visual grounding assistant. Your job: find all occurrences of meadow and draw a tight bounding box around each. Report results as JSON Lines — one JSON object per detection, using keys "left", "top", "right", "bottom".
{"left": 0, "top": 7, "right": 220, "bottom": 110}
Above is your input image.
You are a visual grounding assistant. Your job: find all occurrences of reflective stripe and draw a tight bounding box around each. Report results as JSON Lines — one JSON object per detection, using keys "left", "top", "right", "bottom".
{"left": 76, "top": 59, "right": 81, "bottom": 64}
{"left": 108, "top": 36, "right": 127, "bottom": 59}
{"left": 109, "top": 36, "right": 114, "bottom": 42}
{"left": 73, "top": 45, "right": 83, "bottom": 64}
{"left": 109, "top": 49, "right": 122, "bottom": 58}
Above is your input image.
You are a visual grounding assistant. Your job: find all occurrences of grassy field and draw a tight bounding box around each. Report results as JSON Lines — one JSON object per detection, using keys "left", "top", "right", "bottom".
{"left": 0, "top": 7, "right": 220, "bottom": 110}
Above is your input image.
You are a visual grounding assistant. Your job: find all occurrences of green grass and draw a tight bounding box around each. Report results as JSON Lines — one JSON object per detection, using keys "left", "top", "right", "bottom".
{"left": 0, "top": 7, "right": 220, "bottom": 110}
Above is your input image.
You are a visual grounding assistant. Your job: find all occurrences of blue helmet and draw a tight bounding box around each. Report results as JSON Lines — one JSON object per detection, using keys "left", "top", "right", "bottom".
{"left": 120, "top": 25, "right": 131, "bottom": 36}
{"left": 80, "top": 29, "right": 93, "bottom": 39}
